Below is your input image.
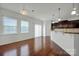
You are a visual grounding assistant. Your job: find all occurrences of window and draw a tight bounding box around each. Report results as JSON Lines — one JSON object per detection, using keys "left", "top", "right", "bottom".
{"left": 3, "top": 17, "right": 17, "bottom": 34}
{"left": 21, "top": 21, "right": 29, "bottom": 33}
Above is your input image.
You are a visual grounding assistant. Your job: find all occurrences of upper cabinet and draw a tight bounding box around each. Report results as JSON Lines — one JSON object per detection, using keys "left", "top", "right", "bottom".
{"left": 51, "top": 20, "right": 79, "bottom": 29}
{"left": 51, "top": 20, "right": 79, "bottom": 34}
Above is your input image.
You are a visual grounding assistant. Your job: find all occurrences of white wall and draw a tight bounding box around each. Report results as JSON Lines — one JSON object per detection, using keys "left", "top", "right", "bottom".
{"left": 43, "top": 20, "right": 51, "bottom": 36}
{"left": 0, "top": 7, "right": 43, "bottom": 45}
{"left": 42, "top": 20, "right": 51, "bottom": 49}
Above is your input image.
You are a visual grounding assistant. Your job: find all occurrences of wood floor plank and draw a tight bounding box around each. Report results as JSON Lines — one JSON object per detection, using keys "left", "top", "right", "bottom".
{"left": 0, "top": 36, "right": 70, "bottom": 56}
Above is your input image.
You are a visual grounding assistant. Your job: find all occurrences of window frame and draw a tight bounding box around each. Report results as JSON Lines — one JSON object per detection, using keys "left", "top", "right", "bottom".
{"left": 3, "top": 17, "right": 17, "bottom": 34}
{"left": 20, "top": 20, "right": 29, "bottom": 33}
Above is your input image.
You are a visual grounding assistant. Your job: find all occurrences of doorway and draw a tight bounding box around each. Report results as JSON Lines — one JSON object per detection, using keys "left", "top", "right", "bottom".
{"left": 34, "top": 24, "right": 42, "bottom": 51}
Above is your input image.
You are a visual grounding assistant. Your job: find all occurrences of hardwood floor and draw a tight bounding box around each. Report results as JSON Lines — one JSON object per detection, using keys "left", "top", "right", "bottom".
{"left": 32, "top": 36, "right": 70, "bottom": 56}
{"left": 0, "top": 36, "right": 70, "bottom": 56}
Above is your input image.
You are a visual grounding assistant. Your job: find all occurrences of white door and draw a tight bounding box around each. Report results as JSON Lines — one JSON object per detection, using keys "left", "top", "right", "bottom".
{"left": 35, "top": 24, "right": 42, "bottom": 51}
{"left": 35, "top": 24, "right": 42, "bottom": 37}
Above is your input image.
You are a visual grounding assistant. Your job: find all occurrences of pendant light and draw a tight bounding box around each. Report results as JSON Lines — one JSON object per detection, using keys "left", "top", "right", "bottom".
{"left": 51, "top": 14, "right": 55, "bottom": 23}
{"left": 20, "top": 4, "right": 27, "bottom": 16}
{"left": 71, "top": 0, "right": 77, "bottom": 15}
{"left": 20, "top": 8, "right": 27, "bottom": 15}
{"left": 58, "top": 8, "right": 61, "bottom": 21}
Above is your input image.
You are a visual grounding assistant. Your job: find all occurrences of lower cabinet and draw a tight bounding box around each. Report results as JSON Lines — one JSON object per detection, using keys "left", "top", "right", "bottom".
{"left": 51, "top": 31, "right": 74, "bottom": 56}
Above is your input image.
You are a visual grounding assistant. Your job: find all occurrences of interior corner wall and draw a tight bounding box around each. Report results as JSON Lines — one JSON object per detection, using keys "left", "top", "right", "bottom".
{"left": 43, "top": 20, "right": 51, "bottom": 36}
{"left": 0, "top": 7, "right": 43, "bottom": 45}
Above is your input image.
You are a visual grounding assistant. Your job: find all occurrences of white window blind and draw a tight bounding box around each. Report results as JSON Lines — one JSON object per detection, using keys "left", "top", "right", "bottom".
{"left": 3, "top": 17, "right": 17, "bottom": 34}
{"left": 21, "top": 21, "right": 29, "bottom": 33}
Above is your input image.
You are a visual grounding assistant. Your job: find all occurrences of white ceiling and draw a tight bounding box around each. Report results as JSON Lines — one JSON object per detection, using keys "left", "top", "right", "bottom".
{"left": 0, "top": 3, "right": 79, "bottom": 21}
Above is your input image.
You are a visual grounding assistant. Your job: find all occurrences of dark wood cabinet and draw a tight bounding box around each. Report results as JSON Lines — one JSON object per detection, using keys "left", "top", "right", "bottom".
{"left": 51, "top": 20, "right": 79, "bottom": 30}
